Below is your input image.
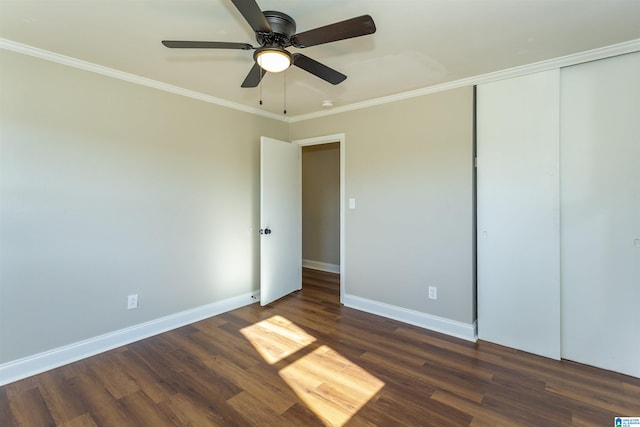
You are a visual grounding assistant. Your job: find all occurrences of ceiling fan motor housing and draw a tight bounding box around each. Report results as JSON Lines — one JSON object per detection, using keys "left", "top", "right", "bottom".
{"left": 258, "top": 11, "right": 296, "bottom": 46}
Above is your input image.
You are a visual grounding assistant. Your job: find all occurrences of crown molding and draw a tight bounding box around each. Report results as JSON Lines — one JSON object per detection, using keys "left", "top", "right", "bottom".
{"left": 0, "top": 38, "right": 286, "bottom": 122}
{"left": 289, "top": 38, "right": 640, "bottom": 123}
{"left": 2, "top": 37, "right": 638, "bottom": 124}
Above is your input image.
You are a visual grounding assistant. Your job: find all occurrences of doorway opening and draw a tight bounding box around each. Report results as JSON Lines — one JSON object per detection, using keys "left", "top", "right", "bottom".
{"left": 302, "top": 143, "right": 340, "bottom": 273}
{"left": 294, "top": 134, "right": 345, "bottom": 303}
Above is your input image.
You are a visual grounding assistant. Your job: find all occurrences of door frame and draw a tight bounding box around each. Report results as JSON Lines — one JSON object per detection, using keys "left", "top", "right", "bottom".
{"left": 292, "top": 133, "right": 346, "bottom": 304}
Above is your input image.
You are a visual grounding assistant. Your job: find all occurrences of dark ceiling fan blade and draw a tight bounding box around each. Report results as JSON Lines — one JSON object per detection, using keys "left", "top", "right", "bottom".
{"left": 293, "top": 54, "right": 346, "bottom": 85}
{"left": 291, "top": 15, "right": 376, "bottom": 48}
{"left": 162, "top": 40, "right": 254, "bottom": 50}
{"left": 241, "top": 63, "right": 266, "bottom": 88}
{"left": 229, "top": 0, "right": 272, "bottom": 33}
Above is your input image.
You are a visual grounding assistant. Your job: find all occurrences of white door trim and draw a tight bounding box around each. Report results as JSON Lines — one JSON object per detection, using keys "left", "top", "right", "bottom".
{"left": 293, "top": 133, "right": 346, "bottom": 304}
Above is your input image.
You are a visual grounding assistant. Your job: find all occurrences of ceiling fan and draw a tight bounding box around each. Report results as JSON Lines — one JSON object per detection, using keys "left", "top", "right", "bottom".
{"left": 162, "top": 0, "right": 376, "bottom": 88}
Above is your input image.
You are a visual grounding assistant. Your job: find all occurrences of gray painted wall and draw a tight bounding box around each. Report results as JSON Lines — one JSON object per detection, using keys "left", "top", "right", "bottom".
{"left": 290, "top": 87, "right": 476, "bottom": 324}
{"left": 1, "top": 48, "right": 474, "bottom": 366}
{"left": 0, "top": 50, "right": 288, "bottom": 363}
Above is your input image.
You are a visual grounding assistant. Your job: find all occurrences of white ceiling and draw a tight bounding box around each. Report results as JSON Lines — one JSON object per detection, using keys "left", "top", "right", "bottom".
{"left": 2, "top": 0, "right": 640, "bottom": 118}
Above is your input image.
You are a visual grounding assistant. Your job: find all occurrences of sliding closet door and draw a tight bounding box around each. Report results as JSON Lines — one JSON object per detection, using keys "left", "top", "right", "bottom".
{"left": 477, "top": 70, "right": 561, "bottom": 359}
{"left": 560, "top": 52, "right": 640, "bottom": 378}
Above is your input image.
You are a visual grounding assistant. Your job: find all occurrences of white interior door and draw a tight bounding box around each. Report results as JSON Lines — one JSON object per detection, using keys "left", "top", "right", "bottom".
{"left": 260, "top": 136, "right": 301, "bottom": 306}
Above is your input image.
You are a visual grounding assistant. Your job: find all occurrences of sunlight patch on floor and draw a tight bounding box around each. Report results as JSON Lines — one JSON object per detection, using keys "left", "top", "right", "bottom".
{"left": 280, "top": 345, "right": 385, "bottom": 426}
{"left": 240, "top": 315, "right": 316, "bottom": 364}
{"left": 241, "top": 315, "right": 385, "bottom": 426}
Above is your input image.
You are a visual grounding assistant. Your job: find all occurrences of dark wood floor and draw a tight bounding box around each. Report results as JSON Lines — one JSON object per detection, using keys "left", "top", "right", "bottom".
{"left": 2, "top": 268, "right": 639, "bottom": 426}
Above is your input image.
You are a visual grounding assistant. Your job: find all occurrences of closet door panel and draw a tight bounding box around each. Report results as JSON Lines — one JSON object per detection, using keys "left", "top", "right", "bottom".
{"left": 477, "top": 70, "right": 561, "bottom": 359}
{"left": 560, "top": 52, "right": 640, "bottom": 378}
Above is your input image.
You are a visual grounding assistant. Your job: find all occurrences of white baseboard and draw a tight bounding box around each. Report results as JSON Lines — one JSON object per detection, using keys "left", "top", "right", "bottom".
{"left": 342, "top": 294, "right": 477, "bottom": 342}
{"left": 302, "top": 259, "right": 340, "bottom": 274}
{"left": 0, "top": 291, "right": 260, "bottom": 386}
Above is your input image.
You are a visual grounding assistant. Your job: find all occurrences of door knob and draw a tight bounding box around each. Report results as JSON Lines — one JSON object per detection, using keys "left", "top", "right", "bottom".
{"left": 260, "top": 228, "right": 272, "bottom": 235}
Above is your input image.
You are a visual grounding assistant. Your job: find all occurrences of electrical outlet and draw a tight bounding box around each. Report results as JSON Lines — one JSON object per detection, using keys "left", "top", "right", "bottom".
{"left": 127, "top": 294, "right": 138, "bottom": 309}
{"left": 428, "top": 286, "right": 437, "bottom": 300}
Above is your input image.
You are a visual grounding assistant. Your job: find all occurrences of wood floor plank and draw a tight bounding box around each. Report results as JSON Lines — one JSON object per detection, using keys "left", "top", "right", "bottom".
{"left": 203, "top": 353, "right": 297, "bottom": 414}
{"left": 71, "top": 370, "right": 131, "bottom": 427}
{"left": 244, "top": 359, "right": 307, "bottom": 403}
{"left": 279, "top": 402, "right": 326, "bottom": 426}
{"left": 7, "top": 385, "right": 57, "bottom": 426}
{"left": 191, "top": 321, "right": 264, "bottom": 370}
{"left": 87, "top": 352, "right": 140, "bottom": 400}
{"left": 111, "top": 348, "right": 176, "bottom": 404}
{"left": 482, "top": 383, "right": 573, "bottom": 426}
{"left": 0, "top": 386, "right": 17, "bottom": 427}
{"left": 117, "top": 390, "right": 175, "bottom": 427}
{"left": 1, "top": 267, "right": 638, "bottom": 426}
{"left": 157, "top": 393, "right": 225, "bottom": 427}
{"left": 363, "top": 390, "right": 472, "bottom": 426}
{"left": 544, "top": 380, "right": 637, "bottom": 415}
{"left": 226, "top": 391, "right": 299, "bottom": 427}
{"left": 432, "top": 389, "right": 516, "bottom": 427}
{"left": 58, "top": 412, "right": 99, "bottom": 427}
{"left": 37, "top": 369, "right": 88, "bottom": 425}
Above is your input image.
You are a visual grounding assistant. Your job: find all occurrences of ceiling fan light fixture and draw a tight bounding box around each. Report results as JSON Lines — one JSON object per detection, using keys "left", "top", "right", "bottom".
{"left": 255, "top": 47, "right": 292, "bottom": 73}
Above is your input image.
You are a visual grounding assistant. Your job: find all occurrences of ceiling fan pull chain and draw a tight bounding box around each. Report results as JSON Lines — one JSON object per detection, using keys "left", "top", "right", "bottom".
{"left": 283, "top": 70, "right": 287, "bottom": 115}
{"left": 259, "top": 67, "right": 263, "bottom": 106}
